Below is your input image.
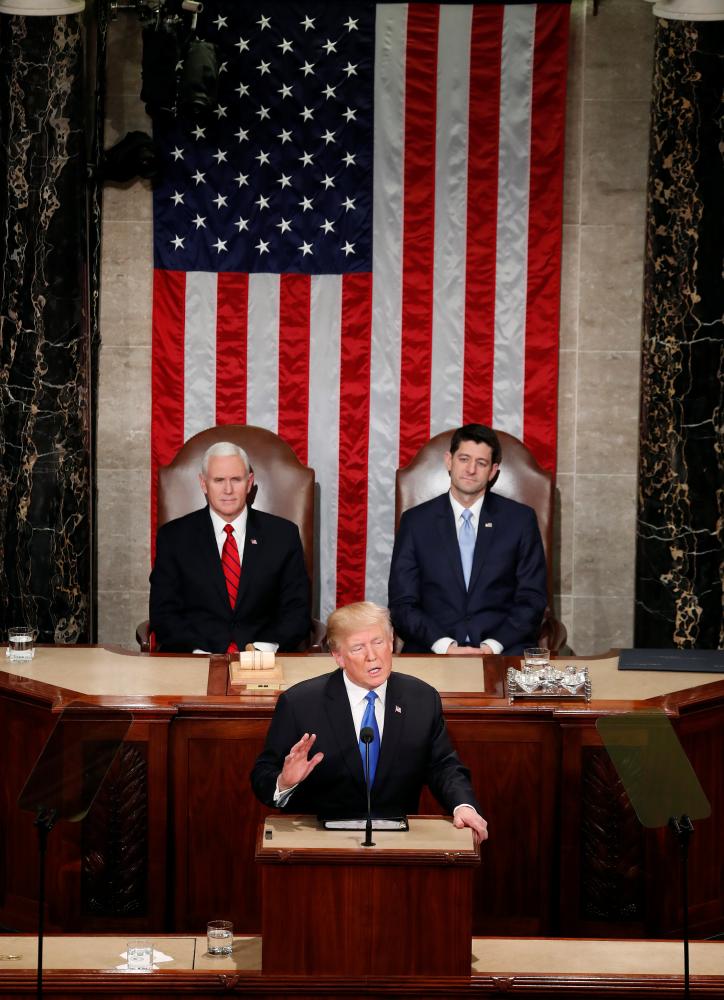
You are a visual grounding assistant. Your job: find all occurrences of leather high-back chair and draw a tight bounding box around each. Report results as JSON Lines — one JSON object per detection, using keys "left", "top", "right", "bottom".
{"left": 137, "top": 425, "right": 318, "bottom": 651}
{"left": 395, "top": 429, "right": 567, "bottom": 653}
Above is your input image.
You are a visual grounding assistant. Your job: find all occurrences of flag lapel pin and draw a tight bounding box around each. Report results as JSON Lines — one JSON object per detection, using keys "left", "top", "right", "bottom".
{"left": 250, "top": 538, "right": 258, "bottom": 544}
{"left": 395, "top": 705, "right": 402, "bottom": 714}
{"left": 484, "top": 522, "right": 493, "bottom": 528}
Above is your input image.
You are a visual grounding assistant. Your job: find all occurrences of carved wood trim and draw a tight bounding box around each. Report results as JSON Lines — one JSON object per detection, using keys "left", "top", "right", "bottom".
{"left": 580, "top": 747, "right": 644, "bottom": 923}
{"left": 81, "top": 742, "right": 148, "bottom": 917}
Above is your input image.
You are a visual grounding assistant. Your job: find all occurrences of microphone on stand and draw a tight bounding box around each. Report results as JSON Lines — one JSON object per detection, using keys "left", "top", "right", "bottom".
{"left": 360, "top": 726, "right": 375, "bottom": 847}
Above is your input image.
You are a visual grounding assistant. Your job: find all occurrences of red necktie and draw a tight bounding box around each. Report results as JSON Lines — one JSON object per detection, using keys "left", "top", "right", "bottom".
{"left": 222, "top": 524, "right": 241, "bottom": 652}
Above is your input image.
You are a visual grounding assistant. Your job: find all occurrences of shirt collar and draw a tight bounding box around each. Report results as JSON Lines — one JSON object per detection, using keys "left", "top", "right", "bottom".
{"left": 208, "top": 505, "right": 248, "bottom": 538}
{"left": 449, "top": 491, "right": 485, "bottom": 523}
{"left": 342, "top": 670, "right": 388, "bottom": 708}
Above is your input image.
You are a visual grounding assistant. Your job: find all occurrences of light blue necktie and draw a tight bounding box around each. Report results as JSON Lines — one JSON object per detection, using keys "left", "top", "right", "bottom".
{"left": 359, "top": 690, "right": 380, "bottom": 784}
{"left": 459, "top": 508, "right": 475, "bottom": 589}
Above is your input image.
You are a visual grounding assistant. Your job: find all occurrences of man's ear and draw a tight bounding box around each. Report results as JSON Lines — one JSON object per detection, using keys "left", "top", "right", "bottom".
{"left": 246, "top": 470, "right": 255, "bottom": 495}
{"left": 444, "top": 451, "right": 453, "bottom": 475}
{"left": 331, "top": 649, "right": 344, "bottom": 670}
{"left": 199, "top": 473, "right": 208, "bottom": 496}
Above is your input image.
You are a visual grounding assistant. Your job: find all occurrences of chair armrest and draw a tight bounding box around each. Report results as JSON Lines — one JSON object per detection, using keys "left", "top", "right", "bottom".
{"left": 538, "top": 609, "right": 568, "bottom": 655}
{"left": 136, "top": 620, "right": 152, "bottom": 653}
{"left": 298, "top": 618, "right": 327, "bottom": 653}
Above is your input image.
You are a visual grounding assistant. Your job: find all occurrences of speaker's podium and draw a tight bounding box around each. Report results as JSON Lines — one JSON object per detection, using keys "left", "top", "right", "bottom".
{"left": 255, "top": 815, "right": 480, "bottom": 977}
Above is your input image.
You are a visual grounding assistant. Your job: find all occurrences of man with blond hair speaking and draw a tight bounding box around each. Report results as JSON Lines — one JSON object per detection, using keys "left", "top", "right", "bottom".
{"left": 149, "top": 441, "right": 310, "bottom": 653}
{"left": 251, "top": 602, "right": 487, "bottom": 840}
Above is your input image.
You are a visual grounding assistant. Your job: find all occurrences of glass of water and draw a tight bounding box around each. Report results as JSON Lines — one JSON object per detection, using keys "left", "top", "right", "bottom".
{"left": 207, "top": 919, "right": 233, "bottom": 956}
{"left": 7, "top": 627, "right": 34, "bottom": 662}
{"left": 127, "top": 940, "right": 154, "bottom": 972}
{"left": 523, "top": 647, "right": 549, "bottom": 671}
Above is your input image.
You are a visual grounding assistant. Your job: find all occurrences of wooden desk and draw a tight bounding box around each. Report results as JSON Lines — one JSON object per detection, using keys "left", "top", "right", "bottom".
{"left": 1, "top": 934, "right": 723, "bottom": 999}
{"left": 257, "top": 815, "right": 479, "bottom": 976}
{"left": 1, "top": 647, "right": 722, "bottom": 941}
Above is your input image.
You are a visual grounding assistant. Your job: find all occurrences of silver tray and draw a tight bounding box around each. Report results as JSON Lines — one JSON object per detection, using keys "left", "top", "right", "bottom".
{"left": 506, "top": 665, "right": 591, "bottom": 701}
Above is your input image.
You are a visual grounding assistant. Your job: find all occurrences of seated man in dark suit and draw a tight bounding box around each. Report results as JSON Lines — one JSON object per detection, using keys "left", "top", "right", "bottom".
{"left": 251, "top": 601, "right": 487, "bottom": 840}
{"left": 149, "top": 441, "right": 310, "bottom": 653}
{"left": 388, "top": 424, "right": 547, "bottom": 656}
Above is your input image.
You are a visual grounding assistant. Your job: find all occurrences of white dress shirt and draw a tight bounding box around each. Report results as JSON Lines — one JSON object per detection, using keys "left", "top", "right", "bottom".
{"left": 431, "top": 492, "right": 503, "bottom": 655}
{"left": 208, "top": 506, "right": 248, "bottom": 558}
{"left": 342, "top": 672, "right": 387, "bottom": 740}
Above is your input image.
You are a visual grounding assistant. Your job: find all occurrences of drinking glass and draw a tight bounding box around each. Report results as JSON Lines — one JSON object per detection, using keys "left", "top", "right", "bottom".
{"left": 523, "top": 647, "right": 549, "bottom": 670}
{"left": 6, "top": 627, "right": 34, "bottom": 662}
{"left": 207, "top": 919, "right": 233, "bottom": 956}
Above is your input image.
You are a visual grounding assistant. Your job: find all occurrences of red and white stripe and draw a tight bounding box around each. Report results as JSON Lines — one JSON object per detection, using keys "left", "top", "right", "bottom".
{"left": 151, "top": 2, "right": 569, "bottom": 621}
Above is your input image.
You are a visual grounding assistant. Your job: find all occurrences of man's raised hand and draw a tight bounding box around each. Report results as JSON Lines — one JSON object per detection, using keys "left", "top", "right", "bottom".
{"left": 278, "top": 732, "right": 324, "bottom": 791}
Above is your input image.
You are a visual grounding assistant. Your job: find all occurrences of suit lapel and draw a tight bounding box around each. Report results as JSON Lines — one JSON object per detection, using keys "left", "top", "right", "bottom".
{"left": 323, "top": 670, "right": 366, "bottom": 786}
{"left": 200, "top": 508, "right": 230, "bottom": 608}
{"left": 468, "top": 492, "right": 496, "bottom": 592}
{"left": 434, "top": 495, "right": 467, "bottom": 592}
{"left": 234, "top": 507, "right": 261, "bottom": 610}
{"left": 373, "top": 674, "right": 404, "bottom": 790}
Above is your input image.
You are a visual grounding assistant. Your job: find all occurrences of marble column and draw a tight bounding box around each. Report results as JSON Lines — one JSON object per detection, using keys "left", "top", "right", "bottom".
{"left": 635, "top": 20, "right": 724, "bottom": 648}
{"left": 0, "top": 13, "right": 91, "bottom": 642}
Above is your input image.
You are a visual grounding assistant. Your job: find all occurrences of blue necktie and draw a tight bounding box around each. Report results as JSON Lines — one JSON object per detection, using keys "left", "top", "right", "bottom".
{"left": 459, "top": 508, "right": 475, "bottom": 588}
{"left": 359, "top": 691, "right": 380, "bottom": 784}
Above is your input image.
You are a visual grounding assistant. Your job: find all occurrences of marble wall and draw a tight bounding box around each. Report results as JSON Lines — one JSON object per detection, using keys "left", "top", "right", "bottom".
{"left": 97, "top": 0, "right": 654, "bottom": 655}
{"left": 0, "top": 13, "right": 91, "bottom": 642}
{"left": 636, "top": 19, "right": 723, "bottom": 648}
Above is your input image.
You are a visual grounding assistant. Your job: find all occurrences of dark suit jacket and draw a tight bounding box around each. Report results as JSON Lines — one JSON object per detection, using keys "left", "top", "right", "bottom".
{"left": 388, "top": 491, "right": 547, "bottom": 655}
{"left": 149, "top": 505, "right": 310, "bottom": 653}
{"left": 251, "top": 669, "right": 480, "bottom": 818}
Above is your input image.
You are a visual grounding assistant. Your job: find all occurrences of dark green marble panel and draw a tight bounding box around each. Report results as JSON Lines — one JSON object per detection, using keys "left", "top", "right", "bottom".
{"left": 636, "top": 20, "right": 724, "bottom": 649}
{"left": 0, "top": 13, "right": 91, "bottom": 642}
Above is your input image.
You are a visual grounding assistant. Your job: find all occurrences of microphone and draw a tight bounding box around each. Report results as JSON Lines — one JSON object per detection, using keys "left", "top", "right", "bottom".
{"left": 360, "top": 726, "right": 375, "bottom": 847}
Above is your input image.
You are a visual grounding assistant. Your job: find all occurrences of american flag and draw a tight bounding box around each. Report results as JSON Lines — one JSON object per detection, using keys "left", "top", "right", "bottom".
{"left": 151, "top": 1, "right": 570, "bottom": 620}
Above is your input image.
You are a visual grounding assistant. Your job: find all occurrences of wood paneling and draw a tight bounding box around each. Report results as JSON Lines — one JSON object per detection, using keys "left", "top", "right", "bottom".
{"left": 1, "top": 658, "right": 723, "bottom": 943}
{"left": 260, "top": 860, "right": 474, "bottom": 976}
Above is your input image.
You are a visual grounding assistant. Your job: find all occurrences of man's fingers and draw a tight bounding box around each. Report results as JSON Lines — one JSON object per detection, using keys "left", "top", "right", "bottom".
{"left": 288, "top": 732, "right": 316, "bottom": 755}
{"left": 454, "top": 807, "right": 489, "bottom": 842}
